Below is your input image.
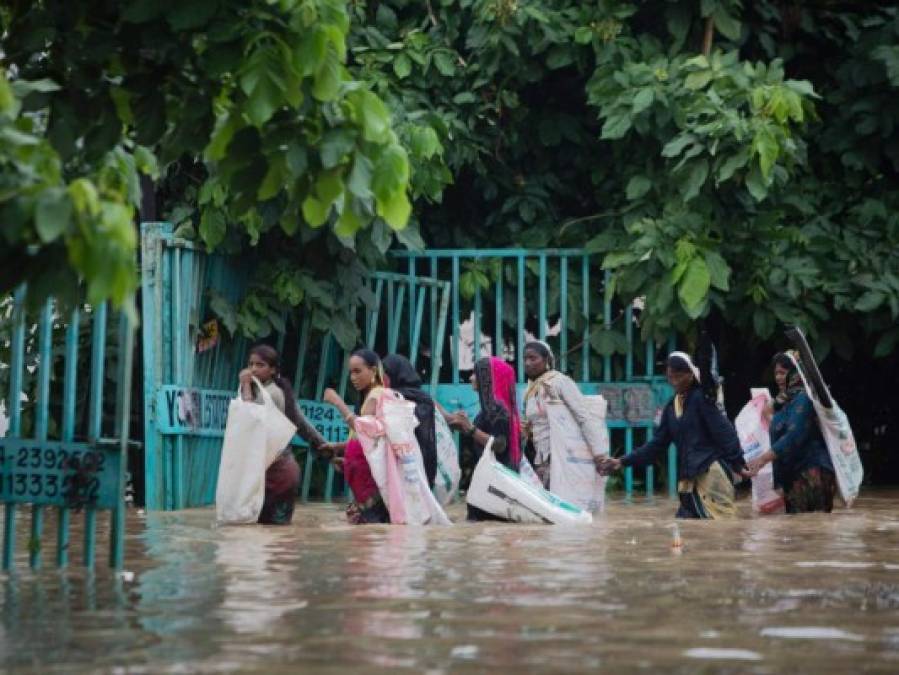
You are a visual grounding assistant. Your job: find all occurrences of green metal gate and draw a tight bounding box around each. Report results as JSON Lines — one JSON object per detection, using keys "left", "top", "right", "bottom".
{"left": 140, "top": 222, "right": 451, "bottom": 509}
{"left": 392, "top": 249, "right": 677, "bottom": 499}
{"left": 1, "top": 288, "right": 135, "bottom": 570}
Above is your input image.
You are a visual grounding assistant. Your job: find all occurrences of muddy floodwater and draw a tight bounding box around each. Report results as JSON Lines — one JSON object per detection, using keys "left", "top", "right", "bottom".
{"left": 2, "top": 490, "right": 899, "bottom": 673}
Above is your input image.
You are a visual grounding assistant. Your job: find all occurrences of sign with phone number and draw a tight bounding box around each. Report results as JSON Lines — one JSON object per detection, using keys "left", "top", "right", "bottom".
{"left": 0, "top": 440, "right": 121, "bottom": 509}
{"left": 156, "top": 386, "right": 349, "bottom": 446}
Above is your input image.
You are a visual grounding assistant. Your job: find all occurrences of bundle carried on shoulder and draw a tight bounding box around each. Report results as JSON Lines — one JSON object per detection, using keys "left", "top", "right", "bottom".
{"left": 466, "top": 437, "right": 593, "bottom": 525}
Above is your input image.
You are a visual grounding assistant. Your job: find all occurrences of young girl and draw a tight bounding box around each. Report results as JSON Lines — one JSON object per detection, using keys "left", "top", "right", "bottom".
{"left": 239, "top": 345, "right": 331, "bottom": 524}
{"left": 322, "top": 349, "right": 389, "bottom": 523}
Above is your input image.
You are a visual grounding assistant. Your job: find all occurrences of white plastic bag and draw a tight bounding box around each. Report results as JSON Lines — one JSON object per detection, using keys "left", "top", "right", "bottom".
{"left": 545, "top": 395, "right": 609, "bottom": 513}
{"left": 735, "top": 391, "right": 784, "bottom": 515}
{"left": 434, "top": 413, "right": 461, "bottom": 506}
{"left": 466, "top": 437, "right": 593, "bottom": 525}
{"left": 784, "top": 354, "right": 863, "bottom": 507}
{"left": 216, "top": 396, "right": 268, "bottom": 524}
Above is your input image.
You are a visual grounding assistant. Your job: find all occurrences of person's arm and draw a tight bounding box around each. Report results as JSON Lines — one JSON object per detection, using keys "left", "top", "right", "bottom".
{"left": 698, "top": 395, "right": 748, "bottom": 474}
{"left": 749, "top": 393, "right": 816, "bottom": 473}
{"left": 294, "top": 410, "right": 327, "bottom": 451}
{"left": 450, "top": 411, "right": 506, "bottom": 455}
{"left": 556, "top": 376, "right": 607, "bottom": 457}
{"left": 619, "top": 411, "right": 673, "bottom": 469}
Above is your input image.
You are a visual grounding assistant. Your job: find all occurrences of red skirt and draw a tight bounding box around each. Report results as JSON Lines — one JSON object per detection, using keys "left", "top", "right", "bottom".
{"left": 343, "top": 438, "right": 379, "bottom": 505}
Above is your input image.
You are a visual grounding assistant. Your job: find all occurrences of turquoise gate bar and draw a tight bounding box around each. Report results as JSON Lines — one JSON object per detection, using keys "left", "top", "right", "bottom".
{"left": 1, "top": 288, "right": 135, "bottom": 571}
{"left": 392, "top": 249, "right": 676, "bottom": 499}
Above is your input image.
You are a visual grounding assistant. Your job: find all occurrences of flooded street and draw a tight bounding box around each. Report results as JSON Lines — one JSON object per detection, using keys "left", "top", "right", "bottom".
{"left": 2, "top": 491, "right": 899, "bottom": 673}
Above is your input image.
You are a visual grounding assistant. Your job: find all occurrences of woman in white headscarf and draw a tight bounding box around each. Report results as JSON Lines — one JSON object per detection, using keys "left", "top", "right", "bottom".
{"left": 598, "top": 352, "right": 751, "bottom": 519}
{"left": 522, "top": 341, "right": 610, "bottom": 512}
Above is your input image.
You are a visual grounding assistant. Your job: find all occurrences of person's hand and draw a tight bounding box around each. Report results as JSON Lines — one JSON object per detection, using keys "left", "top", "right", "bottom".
{"left": 448, "top": 410, "right": 472, "bottom": 432}
{"left": 746, "top": 449, "right": 775, "bottom": 475}
{"left": 323, "top": 387, "right": 341, "bottom": 407}
{"left": 239, "top": 368, "right": 254, "bottom": 386}
{"left": 318, "top": 442, "right": 341, "bottom": 458}
{"left": 520, "top": 419, "right": 531, "bottom": 438}
{"left": 331, "top": 456, "right": 345, "bottom": 473}
{"left": 595, "top": 456, "right": 621, "bottom": 476}
{"left": 737, "top": 467, "right": 755, "bottom": 480}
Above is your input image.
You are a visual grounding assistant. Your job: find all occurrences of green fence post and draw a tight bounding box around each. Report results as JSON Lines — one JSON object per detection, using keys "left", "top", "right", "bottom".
{"left": 30, "top": 300, "right": 54, "bottom": 569}
{"left": 494, "top": 263, "right": 503, "bottom": 358}
{"left": 538, "top": 254, "right": 547, "bottom": 341}
{"left": 58, "top": 306, "right": 80, "bottom": 567}
{"left": 4, "top": 287, "right": 26, "bottom": 570}
{"left": 560, "top": 257, "right": 568, "bottom": 373}
{"left": 582, "top": 255, "right": 590, "bottom": 381}
{"left": 516, "top": 256, "right": 525, "bottom": 382}
{"left": 451, "top": 258, "right": 460, "bottom": 383}
{"left": 110, "top": 311, "right": 134, "bottom": 569}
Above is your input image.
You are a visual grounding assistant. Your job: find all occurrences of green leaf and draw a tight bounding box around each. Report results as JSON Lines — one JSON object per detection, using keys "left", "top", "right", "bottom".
{"left": 334, "top": 205, "right": 364, "bottom": 237}
{"left": 574, "top": 27, "right": 594, "bottom": 44}
{"left": 286, "top": 142, "right": 308, "bottom": 177}
{"left": 330, "top": 313, "right": 359, "bottom": 350}
{"left": 716, "top": 148, "right": 749, "bottom": 183}
{"left": 347, "top": 153, "right": 373, "bottom": 199}
{"left": 258, "top": 157, "right": 285, "bottom": 200}
{"left": 133, "top": 146, "right": 159, "bottom": 179}
{"left": 854, "top": 291, "right": 885, "bottom": 312}
{"left": 625, "top": 175, "right": 652, "bottom": 200}
{"left": 712, "top": 8, "right": 742, "bottom": 40}
{"left": 678, "top": 257, "right": 711, "bottom": 313}
{"left": 393, "top": 53, "right": 412, "bottom": 79}
{"left": 602, "top": 250, "right": 641, "bottom": 269}
{"left": 372, "top": 144, "right": 410, "bottom": 201}
{"left": 590, "top": 328, "right": 629, "bottom": 356}
{"left": 320, "top": 129, "right": 356, "bottom": 168}
{"left": 395, "top": 220, "right": 425, "bottom": 251}
{"left": 680, "top": 158, "right": 709, "bottom": 202}
{"left": 409, "top": 126, "right": 441, "bottom": 159}
{"left": 433, "top": 51, "right": 456, "bottom": 76}
{"left": 704, "top": 251, "right": 730, "bottom": 291}
{"left": 752, "top": 126, "right": 779, "bottom": 180}
{"left": 874, "top": 328, "right": 899, "bottom": 358}
{"left": 167, "top": 0, "right": 219, "bottom": 31}
{"left": 745, "top": 163, "right": 768, "bottom": 201}
{"left": 684, "top": 71, "right": 712, "bottom": 90}
{"left": 302, "top": 196, "right": 330, "bottom": 227}
{"left": 376, "top": 189, "right": 411, "bottom": 229}
{"left": 205, "top": 112, "right": 241, "bottom": 161}
{"left": 354, "top": 90, "right": 391, "bottom": 143}
{"left": 199, "top": 208, "right": 227, "bottom": 249}
{"left": 632, "top": 88, "right": 654, "bottom": 114}
{"left": 245, "top": 73, "right": 282, "bottom": 127}
{"left": 662, "top": 133, "right": 695, "bottom": 158}
{"left": 34, "top": 188, "right": 73, "bottom": 243}
{"left": 601, "top": 113, "right": 632, "bottom": 140}
{"left": 312, "top": 52, "right": 341, "bottom": 102}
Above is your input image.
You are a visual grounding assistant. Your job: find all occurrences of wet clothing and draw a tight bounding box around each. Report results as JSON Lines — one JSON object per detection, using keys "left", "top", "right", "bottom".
{"left": 770, "top": 390, "right": 835, "bottom": 512}
{"left": 784, "top": 467, "right": 836, "bottom": 513}
{"left": 676, "top": 461, "right": 737, "bottom": 519}
{"left": 382, "top": 355, "right": 438, "bottom": 489}
{"left": 251, "top": 380, "right": 305, "bottom": 525}
{"left": 259, "top": 451, "right": 300, "bottom": 524}
{"left": 621, "top": 386, "right": 745, "bottom": 519}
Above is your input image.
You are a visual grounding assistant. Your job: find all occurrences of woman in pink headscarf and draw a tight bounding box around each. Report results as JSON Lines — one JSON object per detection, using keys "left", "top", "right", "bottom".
{"left": 449, "top": 356, "right": 523, "bottom": 522}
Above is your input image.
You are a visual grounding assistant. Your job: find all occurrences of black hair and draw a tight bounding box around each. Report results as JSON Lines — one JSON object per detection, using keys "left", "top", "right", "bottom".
{"left": 772, "top": 352, "right": 795, "bottom": 371}
{"left": 666, "top": 354, "right": 693, "bottom": 374}
{"left": 350, "top": 348, "right": 381, "bottom": 369}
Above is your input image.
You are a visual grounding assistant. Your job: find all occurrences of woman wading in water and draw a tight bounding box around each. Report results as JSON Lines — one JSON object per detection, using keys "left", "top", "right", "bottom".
{"left": 746, "top": 352, "right": 837, "bottom": 513}
{"left": 322, "top": 349, "right": 390, "bottom": 524}
{"left": 598, "top": 352, "right": 751, "bottom": 519}
{"left": 239, "top": 345, "right": 331, "bottom": 524}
